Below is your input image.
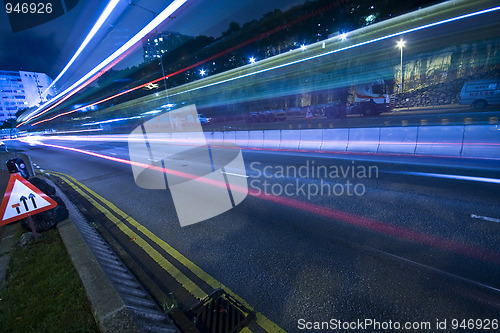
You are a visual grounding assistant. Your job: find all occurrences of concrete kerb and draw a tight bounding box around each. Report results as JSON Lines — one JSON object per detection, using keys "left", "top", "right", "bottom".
{"left": 51, "top": 180, "right": 144, "bottom": 333}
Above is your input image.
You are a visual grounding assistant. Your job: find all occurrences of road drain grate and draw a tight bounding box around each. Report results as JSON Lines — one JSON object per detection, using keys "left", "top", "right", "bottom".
{"left": 190, "top": 289, "right": 254, "bottom": 333}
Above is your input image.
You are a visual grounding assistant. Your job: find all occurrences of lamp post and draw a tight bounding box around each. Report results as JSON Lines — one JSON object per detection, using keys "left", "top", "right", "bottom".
{"left": 396, "top": 39, "right": 405, "bottom": 93}
{"left": 129, "top": 1, "right": 171, "bottom": 99}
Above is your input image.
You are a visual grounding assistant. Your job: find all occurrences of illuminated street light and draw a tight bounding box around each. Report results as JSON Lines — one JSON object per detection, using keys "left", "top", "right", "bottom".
{"left": 199, "top": 69, "right": 206, "bottom": 76}
{"left": 396, "top": 39, "right": 406, "bottom": 93}
{"left": 339, "top": 32, "right": 347, "bottom": 41}
{"left": 300, "top": 44, "right": 307, "bottom": 51}
{"left": 249, "top": 56, "right": 256, "bottom": 64}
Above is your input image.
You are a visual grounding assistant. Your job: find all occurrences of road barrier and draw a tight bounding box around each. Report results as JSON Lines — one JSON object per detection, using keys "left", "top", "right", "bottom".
{"left": 233, "top": 130, "right": 249, "bottom": 148}
{"left": 347, "top": 127, "right": 380, "bottom": 153}
{"left": 248, "top": 130, "right": 264, "bottom": 149}
{"left": 378, "top": 127, "right": 418, "bottom": 154}
{"left": 414, "top": 126, "right": 464, "bottom": 157}
{"left": 321, "top": 128, "right": 349, "bottom": 152}
{"left": 280, "top": 130, "right": 301, "bottom": 150}
{"left": 223, "top": 131, "right": 236, "bottom": 145}
{"left": 212, "top": 131, "right": 224, "bottom": 144}
{"left": 262, "top": 130, "right": 281, "bottom": 149}
{"left": 202, "top": 124, "right": 500, "bottom": 159}
{"left": 299, "top": 129, "right": 323, "bottom": 151}
{"left": 462, "top": 125, "right": 500, "bottom": 158}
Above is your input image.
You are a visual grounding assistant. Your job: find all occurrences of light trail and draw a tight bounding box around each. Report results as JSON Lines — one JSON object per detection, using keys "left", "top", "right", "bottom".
{"left": 21, "top": 139, "right": 500, "bottom": 265}
{"left": 166, "top": 6, "right": 500, "bottom": 99}
{"left": 39, "top": 0, "right": 121, "bottom": 101}
{"left": 18, "top": 0, "right": 189, "bottom": 126}
{"left": 25, "top": 0, "right": 348, "bottom": 126}
{"left": 30, "top": 75, "right": 168, "bottom": 126}
{"left": 388, "top": 171, "right": 500, "bottom": 184}
{"left": 25, "top": 4, "right": 500, "bottom": 127}
{"left": 30, "top": 134, "right": 500, "bottom": 162}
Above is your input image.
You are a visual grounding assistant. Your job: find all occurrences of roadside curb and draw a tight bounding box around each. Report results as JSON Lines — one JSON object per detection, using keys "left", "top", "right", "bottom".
{"left": 54, "top": 183, "right": 143, "bottom": 333}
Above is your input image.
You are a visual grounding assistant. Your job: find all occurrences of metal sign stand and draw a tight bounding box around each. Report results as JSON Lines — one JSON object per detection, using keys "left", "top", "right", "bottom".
{"left": 27, "top": 214, "right": 39, "bottom": 239}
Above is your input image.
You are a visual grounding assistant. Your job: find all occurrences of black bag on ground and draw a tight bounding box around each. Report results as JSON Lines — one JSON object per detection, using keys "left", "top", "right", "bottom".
{"left": 20, "top": 195, "right": 69, "bottom": 233}
{"left": 28, "top": 177, "right": 56, "bottom": 196}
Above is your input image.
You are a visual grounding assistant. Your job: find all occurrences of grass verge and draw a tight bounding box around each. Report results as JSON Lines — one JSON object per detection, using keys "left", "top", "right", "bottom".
{"left": 0, "top": 227, "right": 99, "bottom": 332}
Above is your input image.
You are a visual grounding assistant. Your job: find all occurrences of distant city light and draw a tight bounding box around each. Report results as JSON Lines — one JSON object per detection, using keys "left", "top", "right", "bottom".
{"left": 249, "top": 57, "right": 256, "bottom": 64}
{"left": 300, "top": 44, "right": 307, "bottom": 50}
{"left": 365, "top": 14, "right": 376, "bottom": 24}
{"left": 339, "top": 32, "right": 348, "bottom": 41}
{"left": 199, "top": 69, "right": 206, "bottom": 76}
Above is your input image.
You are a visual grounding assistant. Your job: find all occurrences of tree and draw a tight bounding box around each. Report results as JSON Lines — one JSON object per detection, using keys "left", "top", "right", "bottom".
{"left": 222, "top": 22, "right": 241, "bottom": 37}
{"left": 15, "top": 108, "right": 28, "bottom": 119}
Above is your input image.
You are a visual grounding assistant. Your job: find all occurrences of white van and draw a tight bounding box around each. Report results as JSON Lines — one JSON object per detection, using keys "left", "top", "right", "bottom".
{"left": 459, "top": 79, "right": 500, "bottom": 109}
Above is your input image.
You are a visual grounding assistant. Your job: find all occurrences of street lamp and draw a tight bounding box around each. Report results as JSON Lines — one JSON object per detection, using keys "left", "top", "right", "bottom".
{"left": 396, "top": 39, "right": 406, "bottom": 93}
{"left": 129, "top": 1, "right": 173, "bottom": 99}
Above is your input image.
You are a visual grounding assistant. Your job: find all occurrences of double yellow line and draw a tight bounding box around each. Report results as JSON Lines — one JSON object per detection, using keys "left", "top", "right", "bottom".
{"left": 48, "top": 171, "right": 285, "bottom": 333}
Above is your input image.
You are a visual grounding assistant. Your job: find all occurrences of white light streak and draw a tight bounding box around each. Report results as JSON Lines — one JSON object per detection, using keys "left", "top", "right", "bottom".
{"left": 41, "top": 0, "right": 121, "bottom": 99}
{"left": 22, "top": 0, "right": 189, "bottom": 123}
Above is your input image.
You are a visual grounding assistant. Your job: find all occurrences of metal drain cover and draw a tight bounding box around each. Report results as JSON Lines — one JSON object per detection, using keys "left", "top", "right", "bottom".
{"left": 190, "top": 289, "right": 254, "bottom": 333}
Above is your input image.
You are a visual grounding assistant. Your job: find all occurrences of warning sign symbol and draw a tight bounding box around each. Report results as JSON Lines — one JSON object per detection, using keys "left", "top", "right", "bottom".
{"left": 305, "top": 106, "right": 314, "bottom": 119}
{"left": 0, "top": 174, "right": 57, "bottom": 226}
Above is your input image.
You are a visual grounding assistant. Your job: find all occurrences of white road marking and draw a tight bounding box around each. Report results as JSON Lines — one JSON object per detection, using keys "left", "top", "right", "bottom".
{"left": 389, "top": 171, "right": 500, "bottom": 184}
{"left": 221, "top": 171, "right": 249, "bottom": 178}
{"left": 470, "top": 214, "right": 500, "bottom": 223}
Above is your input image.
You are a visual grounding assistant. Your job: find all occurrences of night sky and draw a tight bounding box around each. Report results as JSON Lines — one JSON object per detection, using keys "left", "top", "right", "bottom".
{"left": 0, "top": 0, "right": 304, "bottom": 84}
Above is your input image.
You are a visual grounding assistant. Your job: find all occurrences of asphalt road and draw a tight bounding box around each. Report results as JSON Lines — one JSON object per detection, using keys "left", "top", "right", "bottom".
{"left": 5, "top": 137, "right": 500, "bottom": 332}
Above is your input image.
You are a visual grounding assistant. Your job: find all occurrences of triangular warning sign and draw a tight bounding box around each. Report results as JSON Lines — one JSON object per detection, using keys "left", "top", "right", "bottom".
{"left": 305, "top": 107, "right": 314, "bottom": 119}
{"left": 0, "top": 174, "right": 57, "bottom": 226}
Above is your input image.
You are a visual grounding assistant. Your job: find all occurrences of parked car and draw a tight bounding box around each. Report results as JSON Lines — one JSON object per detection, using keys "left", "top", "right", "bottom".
{"left": 198, "top": 113, "right": 212, "bottom": 125}
{"left": 248, "top": 109, "right": 287, "bottom": 122}
{"left": 459, "top": 79, "right": 500, "bottom": 109}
